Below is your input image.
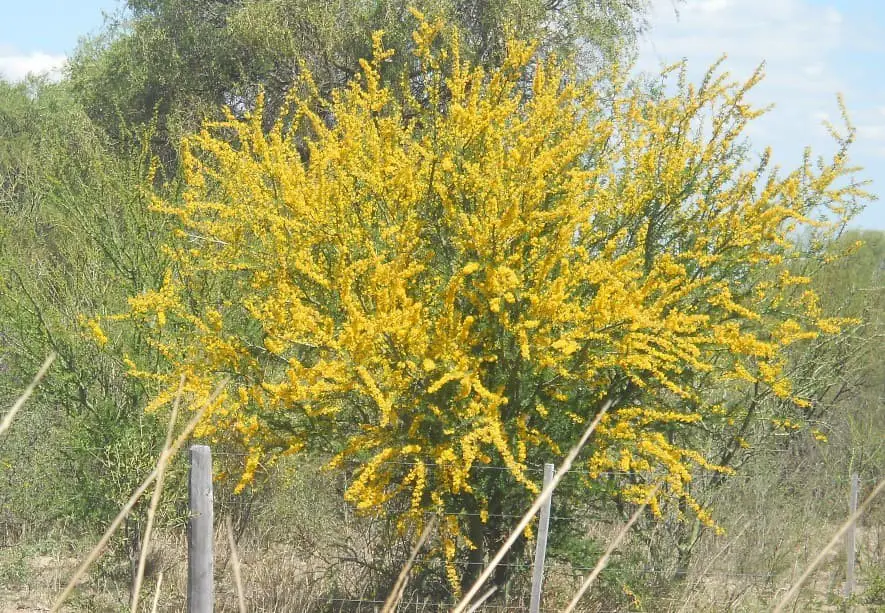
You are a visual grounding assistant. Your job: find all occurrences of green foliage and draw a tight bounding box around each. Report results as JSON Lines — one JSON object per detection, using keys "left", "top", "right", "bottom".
{"left": 799, "top": 230, "right": 884, "bottom": 488}
{"left": 0, "top": 0, "right": 882, "bottom": 607}
{"left": 0, "top": 78, "right": 179, "bottom": 531}
{"left": 68, "top": 0, "right": 651, "bottom": 164}
{"left": 863, "top": 566, "right": 885, "bottom": 608}
{"left": 4, "top": 0, "right": 655, "bottom": 599}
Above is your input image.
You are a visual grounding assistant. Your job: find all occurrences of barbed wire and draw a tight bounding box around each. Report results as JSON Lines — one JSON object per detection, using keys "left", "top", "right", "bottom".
{"left": 329, "top": 600, "right": 526, "bottom": 610}
{"left": 39, "top": 446, "right": 806, "bottom": 469}
{"left": 30, "top": 447, "right": 806, "bottom": 488}
{"left": 213, "top": 499, "right": 617, "bottom": 524}
{"left": 327, "top": 598, "right": 636, "bottom": 612}
{"left": 207, "top": 453, "right": 773, "bottom": 482}
{"left": 325, "top": 597, "right": 735, "bottom": 612}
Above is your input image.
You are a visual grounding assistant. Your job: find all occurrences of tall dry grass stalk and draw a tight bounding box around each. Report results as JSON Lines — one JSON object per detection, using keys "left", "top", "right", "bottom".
{"left": 772, "top": 475, "right": 885, "bottom": 613}
{"left": 150, "top": 571, "right": 164, "bottom": 613}
{"left": 50, "top": 378, "right": 230, "bottom": 612}
{"left": 676, "top": 519, "right": 753, "bottom": 613}
{"left": 381, "top": 516, "right": 437, "bottom": 613}
{"left": 130, "top": 374, "right": 185, "bottom": 612}
{"left": 452, "top": 396, "right": 616, "bottom": 613}
{"left": 226, "top": 515, "right": 248, "bottom": 613}
{"left": 466, "top": 586, "right": 497, "bottom": 613}
{"left": 0, "top": 352, "right": 55, "bottom": 437}
{"left": 563, "top": 485, "right": 658, "bottom": 613}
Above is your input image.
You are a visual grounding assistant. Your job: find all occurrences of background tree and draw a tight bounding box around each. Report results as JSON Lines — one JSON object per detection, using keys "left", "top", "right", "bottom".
{"left": 68, "top": 0, "right": 651, "bottom": 165}
{"left": 621, "top": 225, "right": 884, "bottom": 580}
{"left": 0, "top": 78, "right": 180, "bottom": 587}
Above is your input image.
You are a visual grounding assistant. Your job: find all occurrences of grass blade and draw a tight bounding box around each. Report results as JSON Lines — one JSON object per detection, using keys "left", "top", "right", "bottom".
{"left": 226, "top": 515, "right": 248, "bottom": 613}
{"left": 130, "top": 374, "right": 184, "bottom": 611}
{"left": 0, "top": 352, "right": 55, "bottom": 437}
{"left": 772, "top": 475, "right": 885, "bottom": 613}
{"left": 563, "top": 485, "right": 658, "bottom": 613}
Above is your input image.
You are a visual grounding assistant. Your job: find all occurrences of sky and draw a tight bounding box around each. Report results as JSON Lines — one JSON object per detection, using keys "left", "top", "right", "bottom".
{"left": 0, "top": 0, "right": 883, "bottom": 229}
{"left": 634, "top": 0, "right": 885, "bottom": 229}
{"left": 0, "top": 0, "right": 119, "bottom": 77}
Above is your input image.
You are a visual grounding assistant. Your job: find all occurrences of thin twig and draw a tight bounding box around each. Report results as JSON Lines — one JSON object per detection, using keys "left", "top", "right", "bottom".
{"left": 381, "top": 516, "right": 438, "bottom": 613}
{"left": 772, "top": 475, "right": 885, "bottom": 613}
{"left": 131, "top": 374, "right": 184, "bottom": 612}
{"left": 452, "top": 396, "right": 617, "bottom": 613}
{"left": 226, "top": 515, "right": 248, "bottom": 613}
{"left": 0, "top": 352, "right": 55, "bottom": 437}
{"left": 466, "top": 586, "right": 497, "bottom": 613}
{"left": 563, "top": 485, "right": 659, "bottom": 613}
{"left": 51, "top": 379, "right": 229, "bottom": 612}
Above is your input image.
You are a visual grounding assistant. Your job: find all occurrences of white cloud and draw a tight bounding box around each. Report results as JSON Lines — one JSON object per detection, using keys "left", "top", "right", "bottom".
{"left": 639, "top": 1, "right": 880, "bottom": 138}
{"left": 638, "top": 0, "right": 849, "bottom": 73}
{"left": 695, "top": 0, "right": 730, "bottom": 14}
{"left": 857, "top": 123, "right": 885, "bottom": 142}
{"left": 0, "top": 52, "right": 66, "bottom": 82}
{"left": 824, "top": 6, "right": 843, "bottom": 25}
{"left": 803, "top": 62, "right": 825, "bottom": 78}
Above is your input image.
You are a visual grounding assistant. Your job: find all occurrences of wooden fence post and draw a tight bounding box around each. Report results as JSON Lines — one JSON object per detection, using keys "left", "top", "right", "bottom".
{"left": 845, "top": 472, "right": 860, "bottom": 599}
{"left": 529, "top": 463, "right": 555, "bottom": 613}
{"left": 188, "top": 444, "right": 214, "bottom": 613}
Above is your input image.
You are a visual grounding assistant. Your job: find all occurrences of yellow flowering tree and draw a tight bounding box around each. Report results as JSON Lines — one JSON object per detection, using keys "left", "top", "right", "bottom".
{"left": 99, "top": 15, "right": 869, "bottom": 590}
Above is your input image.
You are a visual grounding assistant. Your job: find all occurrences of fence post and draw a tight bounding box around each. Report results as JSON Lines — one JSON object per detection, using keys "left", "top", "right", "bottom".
{"left": 845, "top": 472, "right": 860, "bottom": 599}
{"left": 529, "top": 463, "right": 555, "bottom": 613}
{"left": 188, "top": 444, "right": 214, "bottom": 613}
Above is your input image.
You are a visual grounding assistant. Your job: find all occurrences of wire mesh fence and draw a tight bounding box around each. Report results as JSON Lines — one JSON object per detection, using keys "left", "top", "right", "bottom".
{"left": 175, "top": 446, "right": 872, "bottom": 612}
{"left": 3, "top": 439, "right": 876, "bottom": 612}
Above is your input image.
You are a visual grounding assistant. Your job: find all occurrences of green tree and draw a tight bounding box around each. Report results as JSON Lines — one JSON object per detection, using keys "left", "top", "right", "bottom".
{"left": 0, "top": 78, "right": 177, "bottom": 556}
{"left": 68, "top": 0, "right": 651, "bottom": 164}
{"left": 99, "top": 21, "right": 871, "bottom": 593}
{"left": 1, "top": 0, "right": 653, "bottom": 597}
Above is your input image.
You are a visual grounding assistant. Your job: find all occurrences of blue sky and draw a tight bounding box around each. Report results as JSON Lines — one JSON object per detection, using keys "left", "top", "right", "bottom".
{"left": 0, "top": 0, "right": 119, "bottom": 56}
{"left": 1, "top": 0, "right": 883, "bottom": 229}
{"left": 634, "top": 0, "right": 885, "bottom": 230}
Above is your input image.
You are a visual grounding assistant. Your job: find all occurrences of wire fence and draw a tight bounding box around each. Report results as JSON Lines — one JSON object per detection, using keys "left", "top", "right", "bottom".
{"left": 321, "top": 595, "right": 740, "bottom": 612}
{"left": 329, "top": 598, "right": 733, "bottom": 613}
{"left": 208, "top": 448, "right": 847, "bottom": 612}
{"left": 7, "top": 440, "right": 870, "bottom": 612}
{"left": 325, "top": 598, "right": 668, "bottom": 612}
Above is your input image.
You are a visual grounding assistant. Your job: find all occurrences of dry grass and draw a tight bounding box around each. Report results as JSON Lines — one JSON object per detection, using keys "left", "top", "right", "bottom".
{"left": 3, "top": 362, "right": 882, "bottom": 612}
{"left": 50, "top": 379, "right": 228, "bottom": 612}
{"left": 2, "top": 486, "right": 883, "bottom": 612}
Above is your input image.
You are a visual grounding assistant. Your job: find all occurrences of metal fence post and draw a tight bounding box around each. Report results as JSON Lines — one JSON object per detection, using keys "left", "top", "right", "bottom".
{"left": 188, "top": 444, "right": 214, "bottom": 613}
{"left": 529, "top": 463, "right": 555, "bottom": 613}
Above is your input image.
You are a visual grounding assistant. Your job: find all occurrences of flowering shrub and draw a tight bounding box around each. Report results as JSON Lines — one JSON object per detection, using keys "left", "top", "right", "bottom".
{"left": 95, "top": 14, "right": 868, "bottom": 588}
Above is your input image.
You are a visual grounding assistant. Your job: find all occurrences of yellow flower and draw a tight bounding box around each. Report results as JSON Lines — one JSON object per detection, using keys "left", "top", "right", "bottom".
{"left": 97, "top": 12, "right": 867, "bottom": 585}
{"left": 85, "top": 318, "right": 108, "bottom": 347}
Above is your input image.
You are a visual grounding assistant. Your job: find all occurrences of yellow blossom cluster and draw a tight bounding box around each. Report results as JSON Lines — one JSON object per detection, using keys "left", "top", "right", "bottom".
{"left": 93, "top": 15, "right": 868, "bottom": 587}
